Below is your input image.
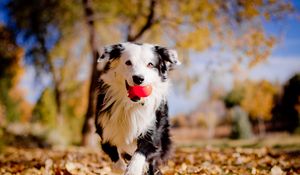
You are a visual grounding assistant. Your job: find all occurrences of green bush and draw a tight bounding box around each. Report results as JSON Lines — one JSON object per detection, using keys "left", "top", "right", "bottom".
{"left": 223, "top": 86, "right": 244, "bottom": 108}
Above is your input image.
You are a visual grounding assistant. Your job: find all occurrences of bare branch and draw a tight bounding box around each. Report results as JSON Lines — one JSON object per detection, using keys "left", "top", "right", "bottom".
{"left": 127, "top": 0, "right": 157, "bottom": 41}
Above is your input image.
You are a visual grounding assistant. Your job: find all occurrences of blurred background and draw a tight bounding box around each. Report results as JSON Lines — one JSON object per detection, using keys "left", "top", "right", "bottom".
{"left": 0, "top": 0, "right": 299, "bottom": 148}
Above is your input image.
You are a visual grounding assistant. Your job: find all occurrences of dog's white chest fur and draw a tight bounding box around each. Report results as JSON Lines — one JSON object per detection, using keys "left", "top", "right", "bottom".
{"left": 98, "top": 96, "right": 159, "bottom": 154}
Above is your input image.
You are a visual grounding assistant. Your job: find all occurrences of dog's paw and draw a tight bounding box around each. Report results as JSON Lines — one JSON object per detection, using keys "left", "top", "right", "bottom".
{"left": 124, "top": 153, "right": 146, "bottom": 175}
{"left": 112, "top": 159, "right": 126, "bottom": 174}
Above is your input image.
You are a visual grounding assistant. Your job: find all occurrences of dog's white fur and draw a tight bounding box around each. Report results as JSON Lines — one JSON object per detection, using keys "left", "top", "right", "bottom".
{"left": 97, "top": 43, "right": 179, "bottom": 175}
{"left": 125, "top": 153, "right": 147, "bottom": 175}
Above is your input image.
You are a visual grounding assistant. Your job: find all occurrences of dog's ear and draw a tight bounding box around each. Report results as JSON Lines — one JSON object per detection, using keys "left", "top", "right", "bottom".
{"left": 97, "top": 43, "right": 124, "bottom": 63}
{"left": 154, "top": 46, "right": 180, "bottom": 81}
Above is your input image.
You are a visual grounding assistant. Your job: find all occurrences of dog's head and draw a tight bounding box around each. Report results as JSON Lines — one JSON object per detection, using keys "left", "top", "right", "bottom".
{"left": 98, "top": 42, "right": 180, "bottom": 102}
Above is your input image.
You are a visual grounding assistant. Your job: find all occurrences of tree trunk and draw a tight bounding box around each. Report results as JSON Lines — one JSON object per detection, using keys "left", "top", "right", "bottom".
{"left": 258, "top": 118, "right": 266, "bottom": 138}
{"left": 81, "top": 0, "right": 99, "bottom": 146}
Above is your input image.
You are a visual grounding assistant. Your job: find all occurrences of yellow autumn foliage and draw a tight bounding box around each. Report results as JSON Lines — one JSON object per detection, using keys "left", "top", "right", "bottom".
{"left": 241, "top": 80, "right": 279, "bottom": 120}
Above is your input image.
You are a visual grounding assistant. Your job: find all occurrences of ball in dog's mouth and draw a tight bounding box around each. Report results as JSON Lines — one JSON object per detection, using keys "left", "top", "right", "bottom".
{"left": 125, "top": 81, "right": 152, "bottom": 102}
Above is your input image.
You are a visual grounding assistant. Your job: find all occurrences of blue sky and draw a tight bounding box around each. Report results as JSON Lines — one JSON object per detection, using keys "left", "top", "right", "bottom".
{"left": 1, "top": 0, "right": 300, "bottom": 116}
{"left": 265, "top": 0, "right": 300, "bottom": 56}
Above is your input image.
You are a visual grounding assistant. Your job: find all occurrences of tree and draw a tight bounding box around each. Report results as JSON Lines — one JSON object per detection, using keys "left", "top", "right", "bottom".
{"left": 0, "top": 24, "right": 24, "bottom": 122}
{"left": 272, "top": 73, "right": 300, "bottom": 132}
{"left": 80, "top": 0, "right": 100, "bottom": 146}
{"left": 6, "top": 0, "right": 83, "bottom": 122}
{"left": 241, "top": 80, "right": 278, "bottom": 121}
{"left": 224, "top": 84, "right": 245, "bottom": 108}
{"left": 6, "top": 0, "right": 91, "bottom": 144}
{"left": 92, "top": 0, "right": 292, "bottom": 60}
{"left": 240, "top": 80, "right": 279, "bottom": 135}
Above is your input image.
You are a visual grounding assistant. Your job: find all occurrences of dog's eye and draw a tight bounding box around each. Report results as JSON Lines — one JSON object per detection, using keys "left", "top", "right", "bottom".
{"left": 125, "top": 60, "right": 132, "bottom": 66}
{"left": 147, "top": 62, "right": 154, "bottom": 68}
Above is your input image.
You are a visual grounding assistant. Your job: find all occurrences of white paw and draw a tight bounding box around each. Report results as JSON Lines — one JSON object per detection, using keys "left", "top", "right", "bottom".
{"left": 124, "top": 153, "right": 146, "bottom": 175}
{"left": 112, "top": 159, "right": 126, "bottom": 174}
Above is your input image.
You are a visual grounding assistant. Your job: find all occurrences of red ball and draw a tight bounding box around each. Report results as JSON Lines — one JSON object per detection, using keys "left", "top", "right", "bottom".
{"left": 128, "top": 85, "right": 152, "bottom": 98}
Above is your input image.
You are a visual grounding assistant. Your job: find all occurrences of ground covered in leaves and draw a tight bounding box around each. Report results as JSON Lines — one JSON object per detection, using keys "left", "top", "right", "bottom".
{"left": 0, "top": 146, "right": 299, "bottom": 175}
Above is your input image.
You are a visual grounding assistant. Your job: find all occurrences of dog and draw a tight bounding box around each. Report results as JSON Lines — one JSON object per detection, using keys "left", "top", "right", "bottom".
{"left": 95, "top": 42, "right": 180, "bottom": 175}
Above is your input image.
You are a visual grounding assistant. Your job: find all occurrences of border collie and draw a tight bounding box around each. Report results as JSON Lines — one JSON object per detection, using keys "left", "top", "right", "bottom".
{"left": 95, "top": 42, "right": 180, "bottom": 175}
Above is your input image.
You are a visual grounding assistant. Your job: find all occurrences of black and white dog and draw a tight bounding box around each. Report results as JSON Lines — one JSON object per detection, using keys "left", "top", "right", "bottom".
{"left": 95, "top": 42, "right": 180, "bottom": 175}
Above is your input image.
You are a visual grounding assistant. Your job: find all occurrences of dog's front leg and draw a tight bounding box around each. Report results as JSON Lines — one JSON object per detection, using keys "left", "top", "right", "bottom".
{"left": 125, "top": 152, "right": 146, "bottom": 175}
{"left": 125, "top": 131, "right": 156, "bottom": 175}
{"left": 101, "top": 142, "right": 126, "bottom": 173}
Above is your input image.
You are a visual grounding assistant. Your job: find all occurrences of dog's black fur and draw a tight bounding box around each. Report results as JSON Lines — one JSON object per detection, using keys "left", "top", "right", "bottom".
{"left": 95, "top": 43, "right": 176, "bottom": 175}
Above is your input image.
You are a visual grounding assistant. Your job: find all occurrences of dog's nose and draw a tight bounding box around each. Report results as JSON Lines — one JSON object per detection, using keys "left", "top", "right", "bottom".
{"left": 132, "top": 75, "right": 144, "bottom": 85}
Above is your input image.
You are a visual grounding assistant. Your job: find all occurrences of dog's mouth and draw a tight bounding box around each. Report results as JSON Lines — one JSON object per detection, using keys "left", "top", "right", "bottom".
{"left": 126, "top": 81, "right": 141, "bottom": 102}
{"left": 125, "top": 81, "right": 152, "bottom": 102}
